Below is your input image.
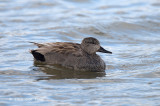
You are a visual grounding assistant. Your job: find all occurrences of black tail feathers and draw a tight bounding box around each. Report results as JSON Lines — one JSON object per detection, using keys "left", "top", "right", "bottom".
{"left": 30, "top": 50, "right": 45, "bottom": 62}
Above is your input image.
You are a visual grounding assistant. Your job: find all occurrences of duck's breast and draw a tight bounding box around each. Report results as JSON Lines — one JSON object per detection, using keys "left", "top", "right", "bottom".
{"left": 63, "top": 55, "right": 106, "bottom": 71}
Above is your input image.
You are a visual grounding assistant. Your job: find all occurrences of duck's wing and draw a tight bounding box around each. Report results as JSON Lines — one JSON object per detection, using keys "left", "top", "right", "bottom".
{"left": 45, "top": 42, "right": 82, "bottom": 56}
{"left": 31, "top": 42, "right": 83, "bottom": 58}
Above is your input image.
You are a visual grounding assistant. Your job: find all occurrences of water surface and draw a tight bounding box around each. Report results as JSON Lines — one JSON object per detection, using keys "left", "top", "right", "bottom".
{"left": 0, "top": 0, "right": 160, "bottom": 105}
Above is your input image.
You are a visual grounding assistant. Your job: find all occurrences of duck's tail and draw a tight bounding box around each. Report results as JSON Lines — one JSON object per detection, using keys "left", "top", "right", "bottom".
{"left": 29, "top": 42, "right": 44, "bottom": 48}
{"left": 30, "top": 50, "right": 45, "bottom": 62}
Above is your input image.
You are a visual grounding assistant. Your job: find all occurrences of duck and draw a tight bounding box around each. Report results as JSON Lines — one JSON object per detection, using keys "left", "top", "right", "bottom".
{"left": 30, "top": 37, "right": 112, "bottom": 71}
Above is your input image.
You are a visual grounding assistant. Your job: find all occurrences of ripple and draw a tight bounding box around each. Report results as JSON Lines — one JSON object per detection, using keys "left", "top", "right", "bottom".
{"left": 1, "top": 0, "right": 160, "bottom": 105}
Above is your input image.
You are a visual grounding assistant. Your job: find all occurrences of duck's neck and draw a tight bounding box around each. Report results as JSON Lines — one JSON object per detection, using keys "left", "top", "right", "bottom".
{"left": 82, "top": 51, "right": 97, "bottom": 57}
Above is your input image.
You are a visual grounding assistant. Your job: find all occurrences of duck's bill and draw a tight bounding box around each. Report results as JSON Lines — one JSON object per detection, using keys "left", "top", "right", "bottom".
{"left": 98, "top": 46, "right": 112, "bottom": 54}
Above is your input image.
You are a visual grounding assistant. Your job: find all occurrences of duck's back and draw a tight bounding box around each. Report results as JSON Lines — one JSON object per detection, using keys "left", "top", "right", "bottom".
{"left": 31, "top": 42, "right": 82, "bottom": 63}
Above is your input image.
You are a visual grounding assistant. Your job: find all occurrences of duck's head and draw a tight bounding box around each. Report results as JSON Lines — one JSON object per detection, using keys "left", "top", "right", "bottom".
{"left": 81, "top": 37, "right": 112, "bottom": 54}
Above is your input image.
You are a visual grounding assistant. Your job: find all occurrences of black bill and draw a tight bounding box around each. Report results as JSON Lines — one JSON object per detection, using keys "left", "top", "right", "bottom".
{"left": 98, "top": 46, "right": 112, "bottom": 54}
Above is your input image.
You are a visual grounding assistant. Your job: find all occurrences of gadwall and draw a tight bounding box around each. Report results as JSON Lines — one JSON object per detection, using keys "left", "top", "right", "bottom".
{"left": 30, "top": 37, "right": 112, "bottom": 71}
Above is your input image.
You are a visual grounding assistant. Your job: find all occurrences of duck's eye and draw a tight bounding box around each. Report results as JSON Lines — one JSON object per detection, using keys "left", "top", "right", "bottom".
{"left": 85, "top": 41, "right": 95, "bottom": 44}
{"left": 90, "top": 42, "right": 95, "bottom": 44}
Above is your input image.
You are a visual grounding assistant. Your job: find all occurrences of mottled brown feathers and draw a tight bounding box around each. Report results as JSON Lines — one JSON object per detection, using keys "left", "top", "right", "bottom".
{"left": 31, "top": 42, "right": 82, "bottom": 56}
{"left": 30, "top": 37, "right": 112, "bottom": 71}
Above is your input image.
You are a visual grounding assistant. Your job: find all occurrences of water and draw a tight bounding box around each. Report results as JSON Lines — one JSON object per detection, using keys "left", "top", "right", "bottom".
{"left": 0, "top": 0, "right": 160, "bottom": 105}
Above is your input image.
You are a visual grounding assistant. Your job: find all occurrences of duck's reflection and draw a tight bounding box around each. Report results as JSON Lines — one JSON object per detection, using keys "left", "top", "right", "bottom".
{"left": 33, "top": 62, "right": 106, "bottom": 80}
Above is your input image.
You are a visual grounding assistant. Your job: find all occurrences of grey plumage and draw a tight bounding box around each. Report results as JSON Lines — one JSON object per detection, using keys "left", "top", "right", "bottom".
{"left": 30, "top": 37, "right": 112, "bottom": 72}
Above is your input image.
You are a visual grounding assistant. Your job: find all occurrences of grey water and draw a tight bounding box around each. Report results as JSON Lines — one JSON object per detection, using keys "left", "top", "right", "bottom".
{"left": 0, "top": 0, "right": 160, "bottom": 105}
